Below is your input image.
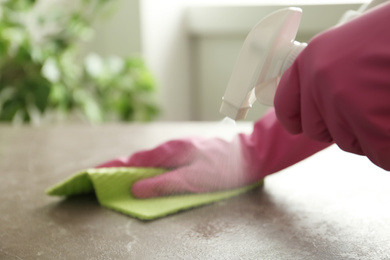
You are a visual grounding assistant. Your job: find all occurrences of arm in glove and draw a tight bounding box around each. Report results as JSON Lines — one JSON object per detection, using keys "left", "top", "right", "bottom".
{"left": 98, "top": 109, "right": 330, "bottom": 198}
{"left": 274, "top": 3, "right": 390, "bottom": 170}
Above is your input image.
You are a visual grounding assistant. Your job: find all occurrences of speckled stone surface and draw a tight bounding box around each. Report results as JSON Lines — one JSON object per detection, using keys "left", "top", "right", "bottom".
{"left": 1, "top": 123, "right": 390, "bottom": 260}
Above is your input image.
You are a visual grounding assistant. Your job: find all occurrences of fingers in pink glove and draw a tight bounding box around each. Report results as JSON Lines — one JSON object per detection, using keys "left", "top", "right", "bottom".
{"left": 132, "top": 165, "right": 212, "bottom": 198}
{"left": 131, "top": 160, "right": 256, "bottom": 198}
{"left": 275, "top": 62, "right": 333, "bottom": 143}
{"left": 97, "top": 138, "right": 202, "bottom": 169}
{"left": 132, "top": 167, "right": 193, "bottom": 198}
{"left": 276, "top": 42, "right": 366, "bottom": 154}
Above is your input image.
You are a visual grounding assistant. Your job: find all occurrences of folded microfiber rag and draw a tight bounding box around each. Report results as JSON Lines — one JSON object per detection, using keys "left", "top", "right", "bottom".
{"left": 46, "top": 167, "right": 263, "bottom": 220}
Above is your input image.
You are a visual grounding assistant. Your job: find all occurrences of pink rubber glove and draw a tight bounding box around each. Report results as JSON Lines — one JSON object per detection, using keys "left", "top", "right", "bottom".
{"left": 98, "top": 109, "right": 330, "bottom": 198}
{"left": 274, "top": 3, "right": 390, "bottom": 171}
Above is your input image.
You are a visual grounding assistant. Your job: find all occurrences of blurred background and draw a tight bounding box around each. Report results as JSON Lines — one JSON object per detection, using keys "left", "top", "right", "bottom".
{"left": 0, "top": 0, "right": 368, "bottom": 124}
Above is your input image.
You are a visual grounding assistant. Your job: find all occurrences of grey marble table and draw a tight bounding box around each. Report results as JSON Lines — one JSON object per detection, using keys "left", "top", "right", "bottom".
{"left": 1, "top": 122, "right": 389, "bottom": 260}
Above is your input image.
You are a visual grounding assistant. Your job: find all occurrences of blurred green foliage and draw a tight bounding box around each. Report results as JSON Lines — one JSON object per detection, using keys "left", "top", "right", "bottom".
{"left": 0, "top": 0, "right": 159, "bottom": 124}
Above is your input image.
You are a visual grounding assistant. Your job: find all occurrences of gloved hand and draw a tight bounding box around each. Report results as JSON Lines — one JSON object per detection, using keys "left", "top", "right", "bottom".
{"left": 98, "top": 109, "right": 330, "bottom": 198}
{"left": 274, "top": 3, "right": 390, "bottom": 170}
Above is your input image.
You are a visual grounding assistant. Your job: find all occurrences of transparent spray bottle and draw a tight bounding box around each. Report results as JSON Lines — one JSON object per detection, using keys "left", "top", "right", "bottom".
{"left": 220, "top": 1, "right": 387, "bottom": 121}
{"left": 219, "top": 7, "right": 305, "bottom": 121}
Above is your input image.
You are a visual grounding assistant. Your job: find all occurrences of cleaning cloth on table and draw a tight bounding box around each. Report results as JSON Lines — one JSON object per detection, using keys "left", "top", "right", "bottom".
{"left": 46, "top": 167, "right": 263, "bottom": 220}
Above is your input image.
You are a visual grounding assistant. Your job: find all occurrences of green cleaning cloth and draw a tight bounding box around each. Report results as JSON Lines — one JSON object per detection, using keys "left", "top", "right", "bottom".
{"left": 46, "top": 167, "right": 263, "bottom": 220}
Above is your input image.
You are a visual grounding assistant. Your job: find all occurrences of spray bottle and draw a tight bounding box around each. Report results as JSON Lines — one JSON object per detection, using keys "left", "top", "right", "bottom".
{"left": 220, "top": 0, "right": 387, "bottom": 121}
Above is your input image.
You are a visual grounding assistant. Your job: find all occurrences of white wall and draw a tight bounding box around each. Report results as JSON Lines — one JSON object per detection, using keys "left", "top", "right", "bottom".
{"left": 140, "top": 0, "right": 194, "bottom": 121}
{"left": 141, "top": 0, "right": 367, "bottom": 121}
